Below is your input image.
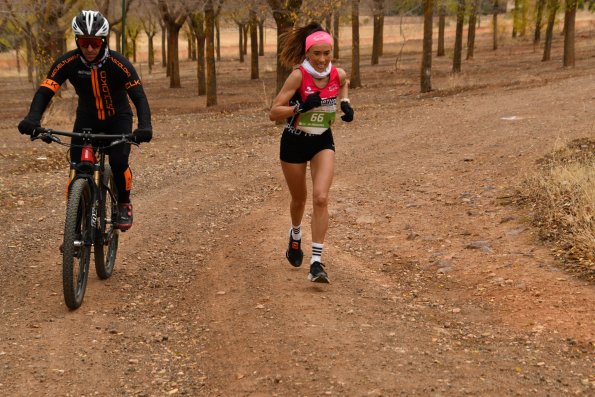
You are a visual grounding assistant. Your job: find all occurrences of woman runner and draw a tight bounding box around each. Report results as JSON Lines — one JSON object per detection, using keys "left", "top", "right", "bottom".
{"left": 269, "top": 22, "right": 354, "bottom": 283}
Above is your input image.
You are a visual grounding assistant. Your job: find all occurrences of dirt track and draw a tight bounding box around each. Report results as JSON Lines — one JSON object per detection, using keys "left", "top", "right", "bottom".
{"left": 1, "top": 19, "right": 594, "bottom": 396}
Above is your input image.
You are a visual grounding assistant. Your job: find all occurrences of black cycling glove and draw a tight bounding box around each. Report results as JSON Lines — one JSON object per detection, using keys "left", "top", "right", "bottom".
{"left": 18, "top": 118, "right": 40, "bottom": 136}
{"left": 133, "top": 128, "right": 153, "bottom": 143}
{"left": 340, "top": 100, "right": 354, "bottom": 122}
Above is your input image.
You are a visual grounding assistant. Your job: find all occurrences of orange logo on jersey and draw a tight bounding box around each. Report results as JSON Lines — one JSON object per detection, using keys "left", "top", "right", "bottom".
{"left": 99, "top": 71, "right": 115, "bottom": 117}
{"left": 40, "top": 79, "right": 60, "bottom": 93}
{"left": 49, "top": 54, "right": 78, "bottom": 79}
{"left": 125, "top": 80, "right": 141, "bottom": 89}
{"left": 109, "top": 56, "right": 131, "bottom": 77}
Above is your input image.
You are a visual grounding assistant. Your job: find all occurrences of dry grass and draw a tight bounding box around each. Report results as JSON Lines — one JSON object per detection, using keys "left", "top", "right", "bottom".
{"left": 519, "top": 138, "right": 595, "bottom": 280}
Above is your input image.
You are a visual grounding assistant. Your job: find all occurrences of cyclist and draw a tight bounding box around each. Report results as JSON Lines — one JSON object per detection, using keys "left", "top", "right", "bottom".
{"left": 269, "top": 22, "right": 354, "bottom": 283}
{"left": 18, "top": 10, "right": 152, "bottom": 231}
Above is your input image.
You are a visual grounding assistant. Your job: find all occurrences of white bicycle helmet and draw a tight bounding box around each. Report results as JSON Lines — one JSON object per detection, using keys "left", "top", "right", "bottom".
{"left": 72, "top": 10, "right": 109, "bottom": 37}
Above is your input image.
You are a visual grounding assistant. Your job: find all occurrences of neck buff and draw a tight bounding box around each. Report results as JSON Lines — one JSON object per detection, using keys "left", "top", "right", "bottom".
{"left": 302, "top": 59, "right": 332, "bottom": 79}
{"left": 80, "top": 46, "right": 109, "bottom": 69}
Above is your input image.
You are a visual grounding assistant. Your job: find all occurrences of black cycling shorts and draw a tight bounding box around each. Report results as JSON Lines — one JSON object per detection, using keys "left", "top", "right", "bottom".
{"left": 280, "top": 128, "right": 335, "bottom": 164}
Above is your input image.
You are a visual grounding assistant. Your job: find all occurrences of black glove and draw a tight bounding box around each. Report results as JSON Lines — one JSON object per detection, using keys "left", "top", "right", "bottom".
{"left": 18, "top": 118, "right": 40, "bottom": 136}
{"left": 132, "top": 128, "right": 152, "bottom": 143}
{"left": 297, "top": 91, "right": 321, "bottom": 113}
{"left": 340, "top": 100, "right": 354, "bottom": 122}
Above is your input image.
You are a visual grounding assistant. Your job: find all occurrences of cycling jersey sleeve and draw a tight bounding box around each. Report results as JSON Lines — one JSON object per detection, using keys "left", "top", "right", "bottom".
{"left": 25, "top": 51, "right": 78, "bottom": 123}
{"left": 128, "top": 85, "right": 152, "bottom": 130}
{"left": 111, "top": 52, "right": 152, "bottom": 130}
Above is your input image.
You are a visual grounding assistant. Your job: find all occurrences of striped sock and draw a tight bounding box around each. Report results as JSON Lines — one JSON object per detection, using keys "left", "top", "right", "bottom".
{"left": 291, "top": 225, "right": 302, "bottom": 240}
{"left": 311, "top": 243, "right": 324, "bottom": 264}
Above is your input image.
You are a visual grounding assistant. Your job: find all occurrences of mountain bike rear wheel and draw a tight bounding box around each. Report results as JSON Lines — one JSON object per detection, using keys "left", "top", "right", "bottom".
{"left": 63, "top": 178, "right": 92, "bottom": 310}
{"left": 94, "top": 165, "right": 119, "bottom": 279}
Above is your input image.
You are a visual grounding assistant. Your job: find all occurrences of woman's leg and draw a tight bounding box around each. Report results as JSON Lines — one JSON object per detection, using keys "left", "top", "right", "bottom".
{"left": 309, "top": 149, "right": 335, "bottom": 243}
{"left": 281, "top": 161, "right": 308, "bottom": 227}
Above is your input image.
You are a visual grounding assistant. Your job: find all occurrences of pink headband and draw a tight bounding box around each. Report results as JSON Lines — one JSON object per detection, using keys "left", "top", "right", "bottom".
{"left": 305, "top": 31, "right": 333, "bottom": 52}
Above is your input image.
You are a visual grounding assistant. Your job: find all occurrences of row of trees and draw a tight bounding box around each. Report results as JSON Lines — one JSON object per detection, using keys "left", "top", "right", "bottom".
{"left": 420, "top": 0, "right": 587, "bottom": 92}
{"left": 0, "top": 0, "right": 591, "bottom": 105}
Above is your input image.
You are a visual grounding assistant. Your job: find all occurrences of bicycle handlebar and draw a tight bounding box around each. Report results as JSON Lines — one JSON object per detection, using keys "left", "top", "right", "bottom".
{"left": 31, "top": 128, "right": 136, "bottom": 148}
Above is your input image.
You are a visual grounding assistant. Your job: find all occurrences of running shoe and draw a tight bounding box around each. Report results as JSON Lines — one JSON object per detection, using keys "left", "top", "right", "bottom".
{"left": 308, "top": 261, "right": 329, "bottom": 283}
{"left": 286, "top": 231, "right": 304, "bottom": 267}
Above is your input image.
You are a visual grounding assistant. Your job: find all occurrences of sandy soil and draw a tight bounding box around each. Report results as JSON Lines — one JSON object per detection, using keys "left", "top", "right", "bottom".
{"left": 0, "top": 17, "right": 594, "bottom": 396}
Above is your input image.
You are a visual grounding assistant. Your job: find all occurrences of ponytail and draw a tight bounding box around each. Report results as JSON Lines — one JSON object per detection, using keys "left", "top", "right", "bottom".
{"left": 278, "top": 22, "right": 328, "bottom": 68}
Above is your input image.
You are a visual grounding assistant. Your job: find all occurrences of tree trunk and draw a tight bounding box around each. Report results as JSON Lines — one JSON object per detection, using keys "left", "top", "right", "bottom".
{"left": 371, "top": 0, "right": 384, "bottom": 65}
{"left": 197, "top": 32, "right": 206, "bottom": 96}
{"left": 14, "top": 43, "right": 20, "bottom": 74}
{"left": 250, "top": 9, "right": 259, "bottom": 80}
{"left": 333, "top": 11, "right": 340, "bottom": 60}
{"left": 243, "top": 25, "right": 249, "bottom": 55}
{"left": 216, "top": 17, "right": 221, "bottom": 61}
{"left": 148, "top": 34, "right": 155, "bottom": 73}
{"left": 534, "top": 0, "right": 546, "bottom": 44}
{"left": 379, "top": 14, "right": 384, "bottom": 56}
{"left": 205, "top": 0, "right": 217, "bottom": 106}
{"left": 542, "top": 0, "right": 559, "bottom": 61}
{"left": 421, "top": 0, "right": 433, "bottom": 93}
{"left": 372, "top": 15, "right": 381, "bottom": 65}
{"left": 513, "top": 0, "right": 519, "bottom": 37}
{"left": 493, "top": 0, "right": 499, "bottom": 50}
{"left": 162, "top": 25, "right": 167, "bottom": 69}
{"left": 268, "top": 0, "right": 303, "bottom": 94}
{"left": 437, "top": 3, "right": 446, "bottom": 57}
{"left": 467, "top": 0, "right": 478, "bottom": 60}
{"left": 167, "top": 23, "right": 182, "bottom": 88}
{"left": 453, "top": 0, "right": 465, "bottom": 73}
{"left": 258, "top": 20, "right": 265, "bottom": 56}
{"left": 351, "top": 0, "right": 361, "bottom": 88}
{"left": 563, "top": 0, "right": 577, "bottom": 67}
{"left": 238, "top": 23, "right": 245, "bottom": 63}
{"left": 25, "top": 22, "right": 33, "bottom": 83}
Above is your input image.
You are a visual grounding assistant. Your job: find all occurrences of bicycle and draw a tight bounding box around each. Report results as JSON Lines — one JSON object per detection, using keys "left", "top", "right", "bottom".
{"left": 32, "top": 128, "right": 135, "bottom": 310}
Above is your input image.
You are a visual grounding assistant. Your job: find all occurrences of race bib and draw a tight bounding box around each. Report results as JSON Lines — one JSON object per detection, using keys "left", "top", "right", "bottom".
{"left": 297, "top": 110, "right": 336, "bottom": 129}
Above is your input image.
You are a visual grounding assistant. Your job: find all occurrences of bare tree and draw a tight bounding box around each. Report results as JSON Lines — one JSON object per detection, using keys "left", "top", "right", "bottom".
{"left": 542, "top": 0, "right": 559, "bottom": 61}
{"left": 3, "top": 0, "right": 80, "bottom": 85}
{"left": 188, "top": 9, "right": 207, "bottom": 95}
{"left": 534, "top": 0, "right": 546, "bottom": 44}
{"left": 139, "top": 1, "right": 160, "bottom": 73}
{"left": 126, "top": 18, "right": 141, "bottom": 61}
{"left": 157, "top": 0, "right": 189, "bottom": 88}
{"left": 249, "top": 7, "right": 259, "bottom": 79}
{"left": 452, "top": 0, "right": 465, "bottom": 73}
{"left": 492, "top": 0, "right": 499, "bottom": 50}
{"left": 437, "top": 0, "right": 446, "bottom": 57}
{"left": 351, "top": 0, "right": 361, "bottom": 88}
{"left": 467, "top": 0, "right": 479, "bottom": 60}
{"left": 228, "top": 7, "right": 249, "bottom": 62}
{"left": 267, "top": 0, "right": 303, "bottom": 93}
{"left": 563, "top": 0, "right": 578, "bottom": 66}
{"left": 94, "top": 0, "right": 135, "bottom": 53}
{"left": 421, "top": 0, "right": 433, "bottom": 93}
{"left": 205, "top": 0, "right": 217, "bottom": 106}
{"left": 332, "top": 9, "right": 340, "bottom": 59}
{"left": 371, "top": 0, "right": 385, "bottom": 65}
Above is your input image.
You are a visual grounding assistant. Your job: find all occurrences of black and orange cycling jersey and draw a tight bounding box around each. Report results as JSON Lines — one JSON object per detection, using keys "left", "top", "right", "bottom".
{"left": 26, "top": 49, "right": 151, "bottom": 130}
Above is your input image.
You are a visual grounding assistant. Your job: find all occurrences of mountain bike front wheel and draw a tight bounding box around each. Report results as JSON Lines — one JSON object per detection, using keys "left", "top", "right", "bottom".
{"left": 94, "top": 165, "right": 119, "bottom": 279}
{"left": 63, "top": 178, "right": 92, "bottom": 310}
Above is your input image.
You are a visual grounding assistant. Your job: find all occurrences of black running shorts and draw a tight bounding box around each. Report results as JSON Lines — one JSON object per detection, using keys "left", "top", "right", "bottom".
{"left": 280, "top": 128, "right": 335, "bottom": 164}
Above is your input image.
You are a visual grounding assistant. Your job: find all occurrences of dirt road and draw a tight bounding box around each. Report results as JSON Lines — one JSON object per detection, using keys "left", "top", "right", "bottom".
{"left": 1, "top": 25, "right": 594, "bottom": 396}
